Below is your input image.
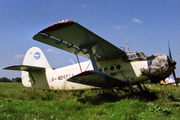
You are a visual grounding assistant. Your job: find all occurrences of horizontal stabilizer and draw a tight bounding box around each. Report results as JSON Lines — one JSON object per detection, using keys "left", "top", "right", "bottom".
{"left": 67, "top": 70, "right": 128, "bottom": 88}
{"left": 3, "top": 65, "right": 44, "bottom": 71}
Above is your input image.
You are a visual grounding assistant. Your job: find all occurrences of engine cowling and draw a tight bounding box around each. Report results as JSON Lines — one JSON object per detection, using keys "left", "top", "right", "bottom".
{"left": 141, "top": 54, "right": 173, "bottom": 83}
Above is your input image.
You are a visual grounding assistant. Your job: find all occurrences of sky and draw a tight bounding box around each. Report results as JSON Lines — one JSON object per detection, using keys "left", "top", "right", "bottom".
{"left": 0, "top": 0, "right": 180, "bottom": 79}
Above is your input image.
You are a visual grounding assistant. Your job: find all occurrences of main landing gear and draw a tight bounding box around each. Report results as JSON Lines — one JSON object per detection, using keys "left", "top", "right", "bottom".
{"left": 128, "top": 82, "right": 145, "bottom": 97}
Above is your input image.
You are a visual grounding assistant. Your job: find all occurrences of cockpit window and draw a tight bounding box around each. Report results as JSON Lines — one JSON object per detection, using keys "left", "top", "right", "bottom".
{"left": 123, "top": 51, "right": 146, "bottom": 61}
{"left": 136, "top": 52, "right": 145, "bottom": 59}
{"left": 136, "top": 53, "right": 141, "bottom": 58}
{"left": 141, "top": 52, "right": 146, "bottom": 58}
{"left": 128, "top": 54, "right": 136, "bottom": 59}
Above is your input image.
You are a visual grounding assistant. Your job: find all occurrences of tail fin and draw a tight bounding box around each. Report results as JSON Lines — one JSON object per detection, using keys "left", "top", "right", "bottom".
{"left": 4, "top": 47, "right": 52, "bottom": 89}
{"left": 23, "top": 47, "right": 52, "bottom": 70}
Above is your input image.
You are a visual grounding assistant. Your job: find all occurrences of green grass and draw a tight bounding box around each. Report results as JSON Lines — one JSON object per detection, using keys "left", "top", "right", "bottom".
{"left": 0, "top": 83, "right": 180, "bottom": 119}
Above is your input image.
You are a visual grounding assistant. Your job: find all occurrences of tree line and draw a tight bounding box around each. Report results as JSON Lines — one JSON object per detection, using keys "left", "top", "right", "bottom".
{"left": 0, "top": 77, "right": 21, "bottom": 82}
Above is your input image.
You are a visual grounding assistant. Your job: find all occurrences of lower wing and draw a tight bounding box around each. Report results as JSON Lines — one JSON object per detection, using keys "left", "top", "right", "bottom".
{"left": 67, "top": 70, "right": 128, "bottom": 88}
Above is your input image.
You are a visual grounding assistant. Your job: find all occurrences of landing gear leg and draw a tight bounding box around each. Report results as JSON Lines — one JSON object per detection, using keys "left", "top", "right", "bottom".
{"left": 137, "top": 83, "right": 143, "bottom": 92}
{"left": 142, "top": 82, "right": 147, "bottom": 91}
{"left": 128, "top": 81, "right": 134, "bottom": 95}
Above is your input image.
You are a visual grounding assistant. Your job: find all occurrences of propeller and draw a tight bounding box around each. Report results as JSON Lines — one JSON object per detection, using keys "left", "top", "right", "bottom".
{"left": 168, "top": 42, "right": 178, "bottom": 88}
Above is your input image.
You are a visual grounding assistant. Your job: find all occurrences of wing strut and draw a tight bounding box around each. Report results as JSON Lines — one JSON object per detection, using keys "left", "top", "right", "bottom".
{"left": 80, "top": 43, "right": 98, "bottom": 70}
{"left": 75, "top": 53, "right": 82, "bottom": 73}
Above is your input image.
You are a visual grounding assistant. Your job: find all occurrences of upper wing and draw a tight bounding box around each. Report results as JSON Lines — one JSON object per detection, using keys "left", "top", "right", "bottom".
{"left": 67, "top": 70, "right": 128, "bottom": 88}
{"left": 33, "top": 20, "right": 126, "bottom": 60}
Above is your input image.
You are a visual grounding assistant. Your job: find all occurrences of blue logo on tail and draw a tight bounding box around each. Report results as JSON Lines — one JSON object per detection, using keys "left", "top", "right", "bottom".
{"left": 34, "top": 52, "right": 41, "bottom": 60}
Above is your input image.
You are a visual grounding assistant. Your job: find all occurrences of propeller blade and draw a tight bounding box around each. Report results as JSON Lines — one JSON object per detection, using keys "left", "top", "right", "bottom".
{"left": 168, "top": 41, "right": 172, "bottom": 59}
{"left": 168, "top": 41, "right": 178, "bottom": 88}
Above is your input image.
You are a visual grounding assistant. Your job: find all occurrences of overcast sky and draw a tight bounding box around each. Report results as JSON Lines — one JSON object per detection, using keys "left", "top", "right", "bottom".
{"left": 0, "top": 0, "right": 180, "bottom": 78}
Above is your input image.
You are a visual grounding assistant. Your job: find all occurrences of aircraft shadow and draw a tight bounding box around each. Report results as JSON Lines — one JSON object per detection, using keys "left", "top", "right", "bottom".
{"left": 77, "top": 88, "right": 158, "bottom": 105}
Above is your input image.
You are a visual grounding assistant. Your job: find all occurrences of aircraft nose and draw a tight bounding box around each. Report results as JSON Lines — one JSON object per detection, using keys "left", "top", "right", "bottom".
{"left": 141, "top": 54, "right": 172, "bottom": 82}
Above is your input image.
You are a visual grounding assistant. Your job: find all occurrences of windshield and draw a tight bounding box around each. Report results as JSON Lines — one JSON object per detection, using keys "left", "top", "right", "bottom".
{"left": 136, "top": 52, "right": 145, "bottom": 59}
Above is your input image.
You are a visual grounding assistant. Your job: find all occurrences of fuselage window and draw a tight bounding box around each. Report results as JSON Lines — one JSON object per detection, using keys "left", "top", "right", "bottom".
{"left": 110, "top": 66, "right": 114, "bottom": 71}
{"left": 104, "top": 67, "right": 109, "bottom": 72}
{"left": 116, "top": 65, "right": 121, "bottom": 69}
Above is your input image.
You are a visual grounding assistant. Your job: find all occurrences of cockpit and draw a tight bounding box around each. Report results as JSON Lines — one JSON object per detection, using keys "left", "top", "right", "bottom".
{"left": 122, "top": 51, "right": 147, "bottom": 61}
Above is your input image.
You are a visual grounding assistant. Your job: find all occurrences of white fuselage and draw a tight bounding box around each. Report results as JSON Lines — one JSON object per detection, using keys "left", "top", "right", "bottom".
{"left": 22, "top": 58, "right": 149, "bottom": 90}
{"left": 46, "top": 61, "right": 95, "bottom": 90}
{"left": 20, "top": 47, "right": 150, "bottom": 90}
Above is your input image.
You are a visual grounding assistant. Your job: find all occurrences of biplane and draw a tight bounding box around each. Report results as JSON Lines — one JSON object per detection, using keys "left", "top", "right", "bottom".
{"left": 4, "top": 20, "right": 177, "bottom": 93}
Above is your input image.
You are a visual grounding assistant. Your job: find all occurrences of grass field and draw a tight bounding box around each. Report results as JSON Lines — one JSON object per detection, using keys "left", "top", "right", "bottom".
{"left": 0, "top": 82, "right": 180, "bottom": 120}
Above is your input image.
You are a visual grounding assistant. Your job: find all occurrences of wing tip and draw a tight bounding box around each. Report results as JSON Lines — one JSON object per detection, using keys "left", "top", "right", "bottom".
{"left": 3, "top": 65, "right": 18, "bottom": 70}
{"left": 38, "top": 20, "right": 76, "bottom": 33}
